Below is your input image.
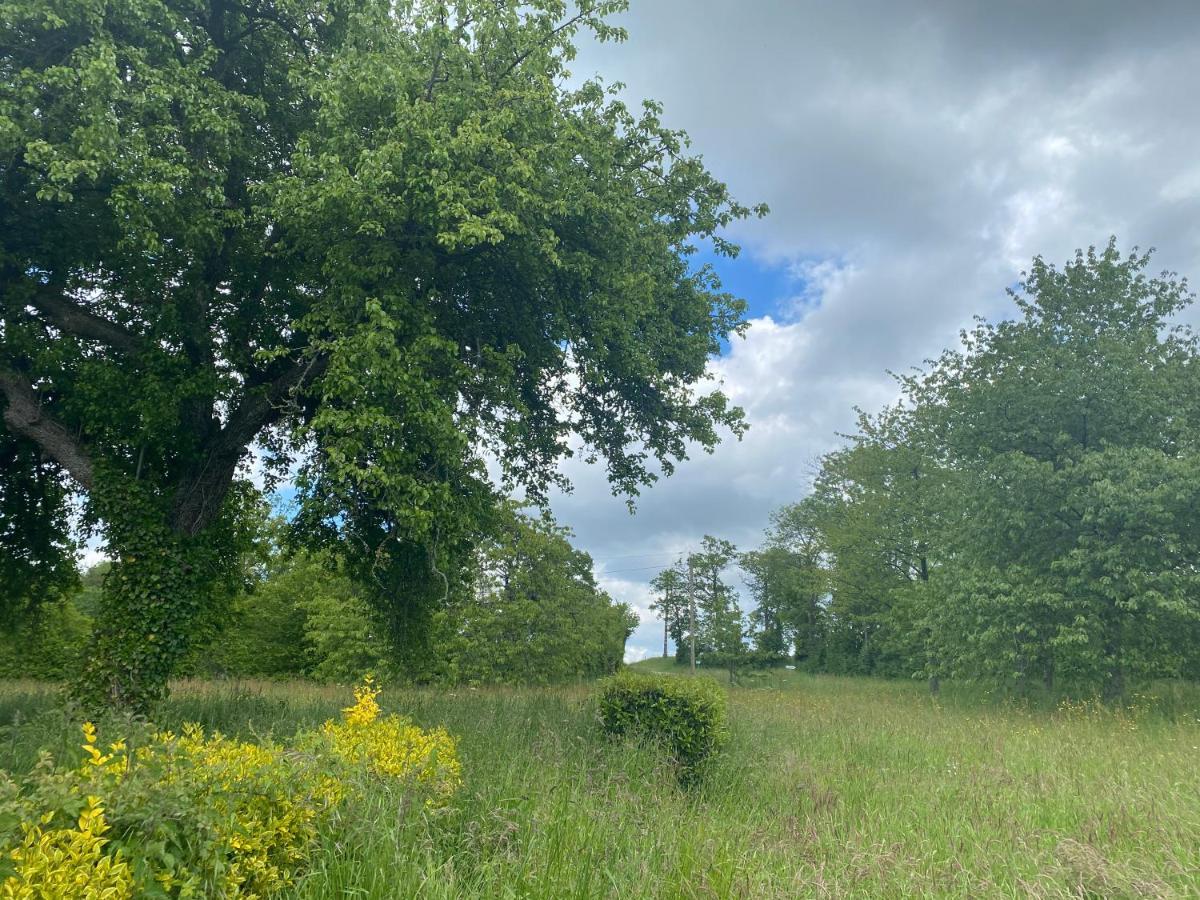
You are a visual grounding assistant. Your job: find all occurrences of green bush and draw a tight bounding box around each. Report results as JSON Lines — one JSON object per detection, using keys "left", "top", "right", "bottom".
{"left": 597, "top": 671, "right": 728, "bottom": 782}
{"left": 0, "top": 598, "right": 91, "bottom": 680}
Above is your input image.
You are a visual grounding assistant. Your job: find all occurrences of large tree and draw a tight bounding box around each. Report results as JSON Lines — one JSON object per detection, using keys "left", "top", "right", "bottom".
{"left": 791, "top": 242, "right": 1200, "bottom": 697}
{"left": 910, "top": 243, "right": 1200, "bottom": 697}
{"left": 0, "top": 0, "right": 759, "bottom": 710}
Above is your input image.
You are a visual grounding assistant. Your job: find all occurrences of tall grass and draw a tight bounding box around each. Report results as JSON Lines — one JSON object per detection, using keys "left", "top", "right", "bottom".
{"left": 1, "top": 671, "right": 1197, "bottom": 897}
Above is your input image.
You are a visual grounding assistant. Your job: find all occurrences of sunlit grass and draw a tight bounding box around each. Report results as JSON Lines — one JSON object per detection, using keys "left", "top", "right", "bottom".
{"left": 1, "top": 670, "right": 1197, "bottom": 898}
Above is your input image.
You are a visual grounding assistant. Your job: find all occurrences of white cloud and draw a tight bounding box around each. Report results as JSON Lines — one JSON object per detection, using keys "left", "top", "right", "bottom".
{"left": 560, "top": 0, "right": 1200, "bottom": 661}
{"left": 623, "top": 644, "right": 650, "bottom": 664}
{"left": 78, "top": 543, "right": 108, "bottom": 571}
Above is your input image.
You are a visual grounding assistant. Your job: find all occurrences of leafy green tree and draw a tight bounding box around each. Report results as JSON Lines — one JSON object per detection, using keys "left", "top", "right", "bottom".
{"left": 191, "top": 544, "right": 393, "bottom": 682}
{"left": 0, "top": 0, "right": 759, "bottom": 710}
{"left": 739, "top": 547, "right": 792, "bottom": 657}
{"left": 649, "top": 563, "right": 687, "bottom": 658}
{"left": 759, "top": 500, "right": 831, "bottom": 668}
{"left": 187, "top": 513, "right": 389, "bottom": 680}
{"left": 741, "top": 500, "right": 833, "bottom": 667}
{"left": 432, "top": 507, "right": 636, "bottom": 684}
{"left": 296, "top": 564, "right": 393, "bottom": 683}
{"left": 790, "top": 242, "right": 1200, "bottom": 698}
{"left": 804, "top": 406, "right": 938, "bottom": 677}
{"left": 687, "top": 536, "right": 745, "bottom": 681}
{"left": 909, "top": 242, "right": 1200, "bottom": 697}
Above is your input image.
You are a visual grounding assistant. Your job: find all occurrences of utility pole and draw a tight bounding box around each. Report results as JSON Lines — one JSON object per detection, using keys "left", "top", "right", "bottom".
{"left": 687, "top": 556, "right": 696, "bottom": 675}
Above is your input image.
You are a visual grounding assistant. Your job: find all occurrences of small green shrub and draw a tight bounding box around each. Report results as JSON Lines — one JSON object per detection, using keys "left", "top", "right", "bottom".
{"left": 597, "top": 671, "right": 728, "bottom": 782}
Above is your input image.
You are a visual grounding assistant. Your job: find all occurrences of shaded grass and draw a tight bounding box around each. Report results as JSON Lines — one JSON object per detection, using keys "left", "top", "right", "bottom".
{"left": 1, "top": 673, "right": 1198, "bottom": 897}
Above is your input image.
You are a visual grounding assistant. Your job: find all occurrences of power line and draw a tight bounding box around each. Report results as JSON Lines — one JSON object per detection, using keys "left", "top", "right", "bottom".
{"left": 596, "top": 562, "right": 679, "bottom": 576}
{"left": 589, "top": 550, "right": 686, "bottom": 563}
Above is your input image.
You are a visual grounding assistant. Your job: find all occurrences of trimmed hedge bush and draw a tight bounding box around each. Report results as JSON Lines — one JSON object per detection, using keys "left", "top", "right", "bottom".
{"left": 598, "top": 670, "right": 728, "bottom": 782}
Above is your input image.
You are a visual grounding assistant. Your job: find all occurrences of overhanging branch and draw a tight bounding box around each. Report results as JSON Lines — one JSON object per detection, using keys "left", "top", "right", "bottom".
{"left": 26, "top": 285, "right": 145, "bottom": 355}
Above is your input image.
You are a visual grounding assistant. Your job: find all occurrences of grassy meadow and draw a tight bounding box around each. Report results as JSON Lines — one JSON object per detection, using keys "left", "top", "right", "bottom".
{"left": 1, "top": 665, "right": 1198, "bottom": 898}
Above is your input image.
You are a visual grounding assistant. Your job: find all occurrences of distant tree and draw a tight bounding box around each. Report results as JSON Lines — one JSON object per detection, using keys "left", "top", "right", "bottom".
{"left": 759, "top": 500, "right": 831, "bottom": 668}
{"left": 0, "top": 560, "right": 103, "bottom": 680}
{"left": 298, "top": 565, "right": 392, "bottom": 683}
{"left": 431, "top": 507, "right": 635, "bottom": 684}
{"left": 0, "top": 0, "right": 759, "bottom": 711}
{"left": 187, "top": 516, "right": 389, "bottom": 680}
{"left": 687, "top": 536, "right": 746, "bottom": 682}
{"left": 649, "top": 563, "right": 688, "bottom": 658}
{"left": 739, "top": 547, "right": 791, "bottom": 657}
{"left": 0, "top": 596, "right": 91, "bottom": 680}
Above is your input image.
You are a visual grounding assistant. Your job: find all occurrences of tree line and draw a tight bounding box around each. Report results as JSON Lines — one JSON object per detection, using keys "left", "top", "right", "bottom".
{"left": 0, "top": 503, "right": 636, "bottom": 685}
{"left": 652, "top": 243, "right": 1200, "bottom": 699}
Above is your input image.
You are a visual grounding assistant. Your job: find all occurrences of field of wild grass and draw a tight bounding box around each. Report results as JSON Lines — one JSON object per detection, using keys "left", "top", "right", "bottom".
{"left": 2, "top": 665, "right": 1198, "bottom": 898}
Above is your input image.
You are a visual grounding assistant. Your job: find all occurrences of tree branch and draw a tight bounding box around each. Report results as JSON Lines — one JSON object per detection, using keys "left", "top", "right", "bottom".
{"left": 169, "top": 351, "right": 327, "bottom": 535}
{"left": 223, "top": 351, "right": 328, "bottom": 451}
{"left": 25, "top": 285, "right": 145, "bottom": 354}
{"left": 0, "top": 373, "right": 94, "bottom": 489}
{"left": 494, "top": 9, "right": 589, "bottom": 82}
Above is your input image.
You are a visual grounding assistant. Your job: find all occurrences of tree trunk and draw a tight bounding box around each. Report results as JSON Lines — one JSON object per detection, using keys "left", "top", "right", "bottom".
{"left": 1102, "top": 617, "right": 1125, "bottom": 704}
{"left": 73, "top": 478, "right": 242, "bottom": 714}
{"left": 1103, "top": 660, "right": 1125, "bottom": 704}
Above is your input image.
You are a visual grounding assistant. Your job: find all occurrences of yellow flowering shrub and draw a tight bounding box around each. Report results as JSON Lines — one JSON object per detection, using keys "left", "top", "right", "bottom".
{"left": 0, "top": 679, "right": 461, "bottom": 898}
{"left": 162, "top": 725, "right": 342, "bottom": 897}
{"left": 321, "top": 677, "right": 462, "bottom": 807}
{"left": 1, "top": 796, "right": 132, "bottom": 900}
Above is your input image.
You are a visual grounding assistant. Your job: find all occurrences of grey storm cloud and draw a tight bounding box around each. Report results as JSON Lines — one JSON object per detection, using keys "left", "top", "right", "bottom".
{"left": 550, "top": 1, "right": 1200, "bottom": 660}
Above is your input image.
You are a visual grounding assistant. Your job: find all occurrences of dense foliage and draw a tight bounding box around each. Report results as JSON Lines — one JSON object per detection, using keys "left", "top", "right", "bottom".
{"left": 0, "top": 0, "right": 758, "bottom": 710}
{"left": 429, "top": 507, "right": 637, "bottom": 684}
{"left": 193, "top": 536, "right": 391, "bottom": 683}
{"left": 189, "top": 507, "right": 635, "bottom": 685}
{"left": 597, "top": 670, "right": 728, "bottom": 783}
{"left": 0, "top": 506, "right": 636, "bottom": 687}
{"left": 687, "top": 243, "right": 1200, "bottom": 698}
{"left": 0, "top": 434, "right": 78, "bottom": 622}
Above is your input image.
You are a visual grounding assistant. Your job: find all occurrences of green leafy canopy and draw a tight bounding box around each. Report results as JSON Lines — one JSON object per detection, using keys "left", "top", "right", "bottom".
{"left": 0, "top": 0, "right": 762, "bottom": 704}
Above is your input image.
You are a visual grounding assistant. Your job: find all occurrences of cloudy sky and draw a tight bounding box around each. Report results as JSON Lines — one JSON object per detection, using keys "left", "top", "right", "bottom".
{"left": 552, "top": 0, "right": 1200, "bottom": 661}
